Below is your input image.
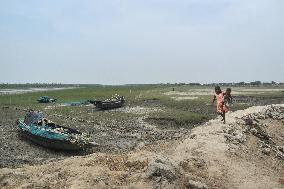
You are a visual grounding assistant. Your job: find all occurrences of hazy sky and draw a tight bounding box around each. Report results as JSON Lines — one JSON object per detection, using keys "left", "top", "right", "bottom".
{"left": 0, "top": 0, "right": 283, "bottom": 84}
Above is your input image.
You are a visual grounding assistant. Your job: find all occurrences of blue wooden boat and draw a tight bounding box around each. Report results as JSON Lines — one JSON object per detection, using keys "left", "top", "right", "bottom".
{"left": 37, "top": 96, "right": 57, "bottom": 103}
{"left": 17, "top": 111, "right": 97, "bottom": 151}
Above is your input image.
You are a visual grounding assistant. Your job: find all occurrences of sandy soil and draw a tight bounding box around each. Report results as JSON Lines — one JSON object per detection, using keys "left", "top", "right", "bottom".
{"left": 1, "top": 104, "right": 284, "bottom": 189}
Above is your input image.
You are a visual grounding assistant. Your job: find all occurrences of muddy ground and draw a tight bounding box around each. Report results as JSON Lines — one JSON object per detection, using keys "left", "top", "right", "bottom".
{"left": 0, "top": 104, "right": 283, "bottom": 189}
{"left": 1, "top": 95, "right": 284, "bottom": 169}
{"left": 0, "top": 105, "right": 190, "bottom": 169}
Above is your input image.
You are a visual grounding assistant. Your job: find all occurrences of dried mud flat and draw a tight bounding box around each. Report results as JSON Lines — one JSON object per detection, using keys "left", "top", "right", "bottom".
{"left": 1, "top": 104, "right": 284, "bottom": 189}
{"left": 0, "top": 105, "right": 190, "bottom": 169}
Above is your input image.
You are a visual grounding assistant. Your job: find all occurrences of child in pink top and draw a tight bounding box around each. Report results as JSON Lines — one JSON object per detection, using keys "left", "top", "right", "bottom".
{"left": 212, "top": 86, "right": 226, "bottom": 123}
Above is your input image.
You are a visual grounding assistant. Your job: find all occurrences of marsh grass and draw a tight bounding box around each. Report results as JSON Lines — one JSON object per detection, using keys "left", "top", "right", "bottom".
{"left": 145, "top": 109, "right": 209, "bottom": 128}
{"left": 1, "top": 85, "right": 283, "bottom": 128}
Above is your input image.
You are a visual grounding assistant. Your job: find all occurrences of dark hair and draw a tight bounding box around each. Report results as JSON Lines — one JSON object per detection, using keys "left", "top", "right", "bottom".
{"left": 215, "top": 86, "right": 221, "bottom": 91}
{"left": 226, "top": 88, "right": 231, "bottom": 92}
{"left": 215, "top": 86, "right": 222, "bottom": 94}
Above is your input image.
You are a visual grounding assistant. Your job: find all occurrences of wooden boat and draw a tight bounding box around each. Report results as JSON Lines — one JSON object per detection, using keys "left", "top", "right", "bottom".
{"left": 37, "top": 96, "right": 57, "bottom": 103}
{"left": 89, "top": 95, "right": 125, "bottom": 110}
{"left": 17, "top": 111, "right": 97, "bottom": 151}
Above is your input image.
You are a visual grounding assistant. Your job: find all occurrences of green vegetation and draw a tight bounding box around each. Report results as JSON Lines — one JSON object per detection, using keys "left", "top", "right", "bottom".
{"left": 1, "top": 84, "right": 284, "bottom": 129}
{"left": 146, "top": 109, "right": 208, "bottom": 128}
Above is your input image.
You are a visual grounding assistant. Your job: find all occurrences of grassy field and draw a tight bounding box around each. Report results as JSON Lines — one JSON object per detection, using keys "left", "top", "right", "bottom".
{"left": 1, "top": 85, "right": 284, "bottom": 126}
{"left": 0, "top": 85, "right": 217, "bottom": 128}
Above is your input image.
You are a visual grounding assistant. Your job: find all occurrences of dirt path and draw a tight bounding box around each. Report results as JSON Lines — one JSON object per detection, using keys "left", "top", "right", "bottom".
{"left": 169, "top": 105, "right": 284, "bottom": 188}
{"left": 1, "top": 105, "right": 284, "bottom": 189}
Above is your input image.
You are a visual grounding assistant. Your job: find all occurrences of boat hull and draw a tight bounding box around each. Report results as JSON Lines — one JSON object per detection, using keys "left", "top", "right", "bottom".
{"left": 19, "top": 130, "right": 84, "bottom": 150}
{"left": 17, "top": 123, "right": 92, "bottom": 151}
{"left": 88, "top": 96, "right": 125, "bottom": 110}
{"left": 96, "top": 101, "right": 124, "bottom": 110}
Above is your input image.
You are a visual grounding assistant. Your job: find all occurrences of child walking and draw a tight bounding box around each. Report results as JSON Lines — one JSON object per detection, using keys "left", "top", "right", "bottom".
{"left": 212, "top": 86, "right": 227, "bottom": 123}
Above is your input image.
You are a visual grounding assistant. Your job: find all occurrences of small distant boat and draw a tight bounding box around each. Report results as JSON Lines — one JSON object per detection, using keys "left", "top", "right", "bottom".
{"left": 37, "top": 96, "right": 57, "bottom": 103}
{"left": 88, "top": 95, "right": 125, "bottom": 110}
{"left": 17, "top": 111, "right": 97, "bottom": 150}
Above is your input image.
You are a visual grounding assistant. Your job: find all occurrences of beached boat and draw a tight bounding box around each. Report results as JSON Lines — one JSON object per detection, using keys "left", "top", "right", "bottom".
{"left": 17, "top": 111, "right": 97, "bottom": 150}
{"left": 37, "top": 96, "right": 57, "bottom": 103}
{"left": 88, "top": 95, "right": 125, "bottom": 110}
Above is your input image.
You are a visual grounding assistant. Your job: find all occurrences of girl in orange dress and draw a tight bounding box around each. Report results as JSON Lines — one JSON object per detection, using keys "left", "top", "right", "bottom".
{"left": 212, "top": 86, "right": 226, "bottom": 123}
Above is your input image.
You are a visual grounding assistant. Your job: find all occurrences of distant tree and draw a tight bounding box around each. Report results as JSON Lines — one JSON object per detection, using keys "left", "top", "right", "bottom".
{"left": 271, "top": 81, "right": 277, "bottom": 85}
{"left": 188, "top": 83, "right": 201, "bottom": 86}
{"left": 237, "top": 82, "right": 245, "bottom": 86}
{"left": 250, "top": 81, "right": 261, "bottom": 86}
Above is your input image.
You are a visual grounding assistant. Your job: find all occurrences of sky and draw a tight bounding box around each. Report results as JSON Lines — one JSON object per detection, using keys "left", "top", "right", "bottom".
{"left": 0, "top": 0, "right": 283, "bottom": 84}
